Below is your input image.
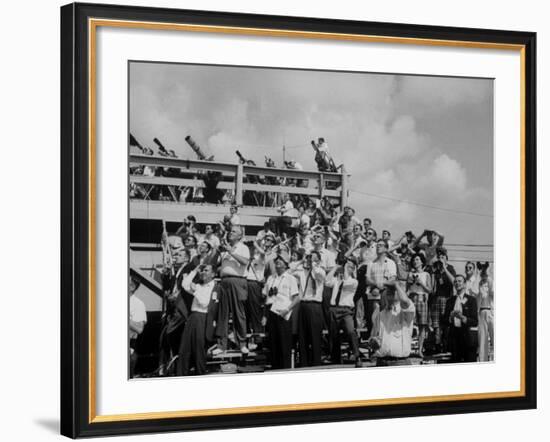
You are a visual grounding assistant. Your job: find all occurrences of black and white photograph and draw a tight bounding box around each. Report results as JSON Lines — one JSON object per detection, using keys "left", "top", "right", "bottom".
{"left": 128, "top": 61, "right": 494, "bottom": 378}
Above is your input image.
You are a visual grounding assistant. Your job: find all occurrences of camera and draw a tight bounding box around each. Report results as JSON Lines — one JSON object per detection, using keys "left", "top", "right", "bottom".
{"left": 433, "top": 261, "right": 443, "bottom": 272}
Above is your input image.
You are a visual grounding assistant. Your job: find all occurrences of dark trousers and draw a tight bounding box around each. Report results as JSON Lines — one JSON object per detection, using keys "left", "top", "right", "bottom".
{"left": 448, "top": 327, "right": 478, "bottom": 363}
{"left": 298, "top": 302, "right": 324, "bottom": 367}
{"left": 159, "top": 321, "right": 185, "bottom": 369}
{"left": 246, "top": 280, "right": 265, "bottom": 334}
{"left": 322, "top": 286, "right": 333, "bottom": 328}
{"left": 216, "top": 276, "right": 248, "bottom": 349}
{"left": 329, "top": 306, "right": 360, "bottom": 364}
{"left": 130, "top": 338, "right": 138, "bottom": 377}
{"left": 177, "top": 312, "right": 207, "bottom": 376}
{"left": 267, "top": 310, "right": 293, "bottom": 369}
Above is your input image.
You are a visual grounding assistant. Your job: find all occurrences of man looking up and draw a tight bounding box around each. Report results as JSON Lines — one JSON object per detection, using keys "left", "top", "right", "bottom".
{"left": 365, "top": 239, "right": 397, "bottom": 336}
{"left": 370, "top": 280, "right": 415, "bottom": 366}
{"left": 214, "top": 225, "right": 250, "bottom": 355}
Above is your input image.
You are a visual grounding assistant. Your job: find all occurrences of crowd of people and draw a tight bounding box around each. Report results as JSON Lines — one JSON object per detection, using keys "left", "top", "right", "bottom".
{"left": 129, "top": 195, "right": 494, "bottom": 377}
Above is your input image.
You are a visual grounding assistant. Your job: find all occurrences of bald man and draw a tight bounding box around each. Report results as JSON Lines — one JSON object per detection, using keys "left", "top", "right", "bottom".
{"left": 214, "top": 225, "right": 251, "bottom": 354}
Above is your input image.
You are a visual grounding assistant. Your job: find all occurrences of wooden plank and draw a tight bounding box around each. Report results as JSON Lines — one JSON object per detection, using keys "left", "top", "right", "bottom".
{"left": 130, "top": 201, "right": 277, "bottom": 226}
{"left": 242, "top": 182, "right": 340, "bottom": 197}
{"left": 129, "top": 154, "right": 238, "bottom": 175}
{"left": 130, "top": 175, "right": 235, "bottom": 190}
{"left": 129, "top": 263, "right": 163, "bottom": 297}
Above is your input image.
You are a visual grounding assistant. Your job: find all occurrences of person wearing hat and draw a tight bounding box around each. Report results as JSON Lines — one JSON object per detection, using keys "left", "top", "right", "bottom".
{"left": 263, "top": 251, "right": 300, "bottom": 369}
{"left": 326, "top": 260, "right": 362, "bottom": 367}
{"left": 430, "top": 246, "right": 456, "bottom": 353}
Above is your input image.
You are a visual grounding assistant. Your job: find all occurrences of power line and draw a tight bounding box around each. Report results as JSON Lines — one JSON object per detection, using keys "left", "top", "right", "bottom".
{"left": 446, "top": 243, "right": 494, "bottom": 247}
{"left": 350, "top": 189, "right": 494, "bottom": 218}
{"left": 444, "top": 248, "right": 494, "bottom": 253}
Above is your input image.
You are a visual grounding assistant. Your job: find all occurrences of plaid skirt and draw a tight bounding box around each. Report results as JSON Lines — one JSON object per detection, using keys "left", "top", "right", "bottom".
{"left": 410, "top": 293, "right": 429, "bottom": 325}
{"left": 430, "top": 295, "right": 448, "bottom": 329}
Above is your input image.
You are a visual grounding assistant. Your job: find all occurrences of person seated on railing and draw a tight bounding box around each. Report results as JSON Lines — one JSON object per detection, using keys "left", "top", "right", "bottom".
{"left": 177, "top": 186, "right": 192, "bottom": 203}
{"left": 229, "top": 205, "right": 241, "bottom": 227}
{"left": 176, "top": 215, "right": 199, "bottom": 239}
{"left": 198, "top": 170, "right": 224, "bottom": 204}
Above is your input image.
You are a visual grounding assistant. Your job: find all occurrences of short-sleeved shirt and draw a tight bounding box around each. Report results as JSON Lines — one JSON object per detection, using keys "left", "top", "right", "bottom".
{"left": 366, "top": 257, "right": 397, "bottom": 299}
{"left": 377, "top": 302, "right": 415, "bottom": 357}
{"left": 263, "top": 272, "right": 299, "bottom": 319}
{"left": 220, "top": 241, "right": 250, "bottom": 277}
{"left": 130, "top": 295, "right": 147, "bottom": 339}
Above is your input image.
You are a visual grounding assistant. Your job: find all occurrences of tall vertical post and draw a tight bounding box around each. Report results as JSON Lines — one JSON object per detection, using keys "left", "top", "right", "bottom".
{"left": 340, "top": 165, "right": 348, "bottom": 208}
{"left": 235, "top": 163, "right": 244, "bottom": 206}
{"left": 319, "top": 173, "right": 325, "bottom": 199}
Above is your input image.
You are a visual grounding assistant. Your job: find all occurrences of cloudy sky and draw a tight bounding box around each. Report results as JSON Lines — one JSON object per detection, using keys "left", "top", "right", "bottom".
{"left": 129, "top": 61, "right": 494, "bottom": 248}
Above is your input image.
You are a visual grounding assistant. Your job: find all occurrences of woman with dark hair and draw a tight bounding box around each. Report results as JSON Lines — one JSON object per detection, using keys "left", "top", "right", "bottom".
{"left": 407, "top": 253, "right": 432, "bottom": 357}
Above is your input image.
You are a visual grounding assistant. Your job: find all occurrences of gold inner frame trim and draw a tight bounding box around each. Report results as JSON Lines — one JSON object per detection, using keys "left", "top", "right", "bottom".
{"left": 88, "top": 18, "right": 527, "bottom": 424}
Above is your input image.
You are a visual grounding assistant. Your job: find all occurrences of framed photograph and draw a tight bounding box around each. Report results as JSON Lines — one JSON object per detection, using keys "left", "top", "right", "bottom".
{"left": 60, "top": 2, "right": 536, "bottom": 438}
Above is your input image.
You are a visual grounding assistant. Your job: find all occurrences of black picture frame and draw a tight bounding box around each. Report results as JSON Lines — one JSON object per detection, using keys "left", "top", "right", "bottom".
{"left": 61, "top": 2, "right": 537, "bottom": 438}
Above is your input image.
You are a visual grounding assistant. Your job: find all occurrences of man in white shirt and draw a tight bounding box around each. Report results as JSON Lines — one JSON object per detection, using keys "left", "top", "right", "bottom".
{"left": 177, "top": 265, "right": 217, "bottom": 376}
{"left": 215, "top": 226, "right": 250, "bottom": 355}
{"left": 129, "top": 276, "right": 147, "bottom": 377}
{"left": 382, "top": 230, "right": 395, "bottom": 250}
{"left": 326, "top": 261, "right": 362, "bottom": 367}
{"left": 263, "top": 253, "right": 300, "bottom": 369}
{"left": 371, "top": 280, "right": 415, "bottom": 366}
{"left": 295, "top": 251, "right": 326, "bottom": 367}
{"left": 366, "top": 239, "right": 397, "bottom": 336}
